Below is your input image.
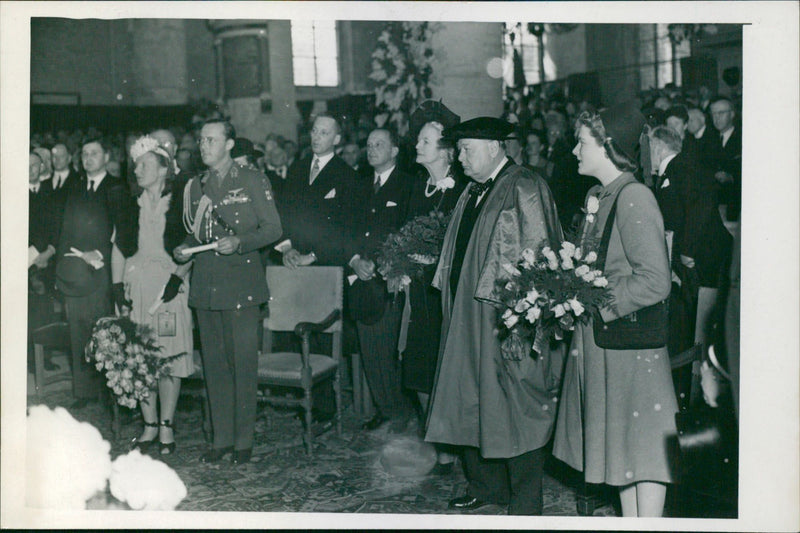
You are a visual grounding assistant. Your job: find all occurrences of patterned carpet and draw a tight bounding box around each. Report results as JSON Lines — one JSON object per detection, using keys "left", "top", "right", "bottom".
{"left": 26, "top": 351, "right": 735, "bottom": 518}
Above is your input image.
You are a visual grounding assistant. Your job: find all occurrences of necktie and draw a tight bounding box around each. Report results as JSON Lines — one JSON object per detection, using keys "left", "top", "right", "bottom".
{"left": 373, "top": 174, "right": 381, "bottom": 193}
{"left": 309, "top": 157, "right": 320, "bottom": 185}
{"left": 88, "top": 179, "right": 95, "bottom": 192}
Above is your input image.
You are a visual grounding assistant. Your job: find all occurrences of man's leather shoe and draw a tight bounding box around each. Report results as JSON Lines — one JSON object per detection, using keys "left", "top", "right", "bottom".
{"left": 448, "top": 495, "right": 489, "bottom": 511}
{"left": 361, "top": 413, "right": 389, "bottom": 431}
{"left": 200, "top": 446, "right": 233, "bottom": 463}
{"left": 231, "top": 448, "right": 252, "bottom": 465}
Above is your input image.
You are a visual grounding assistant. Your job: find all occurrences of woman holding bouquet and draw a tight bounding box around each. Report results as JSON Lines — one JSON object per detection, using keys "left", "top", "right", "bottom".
{"left": 112, "top": 135, "right": 193, "bottom": 455}
{"left": 552, "top": 103, "right": 677, "bottom": 516}
{"left": 401, "top": 101, "right": 465, "bottom": 473}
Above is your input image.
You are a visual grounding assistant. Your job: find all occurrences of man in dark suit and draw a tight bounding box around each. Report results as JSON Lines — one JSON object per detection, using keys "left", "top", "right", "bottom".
{"left": 29, "top": 151, "right": 59, "bottom": 371}
{"left": 277, "top": 113, "right": 360, "bottom": 268}
{"left": 649, "top": 125, "right": 733, "bottom": 359}
{"left": 709, "top": 97, "right": 741, "bottom": 221}
{"left": 275, "top": 114, "right": 360, "bottom": 423}
{"left": 174, "top": 119, "right": 282, "bottom": 465}
{"left": 349, "top": 128, "right": 414, "bottom": 431}
{"left": 55, "top": 136, "right": 131, "bottom": 406}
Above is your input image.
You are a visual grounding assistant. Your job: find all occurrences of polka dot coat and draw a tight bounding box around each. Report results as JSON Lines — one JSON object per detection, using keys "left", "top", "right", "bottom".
{"left": 553, "top": 173, "right": 679, "bottom": 486}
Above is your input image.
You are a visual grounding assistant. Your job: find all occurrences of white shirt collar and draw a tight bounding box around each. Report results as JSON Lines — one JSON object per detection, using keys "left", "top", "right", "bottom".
{"left": 721, "top": 126, "right": 735, "bottom": 148}
{"left": 658, "top": 152, "right": 678, "bottom": 177}
{"left": 694, "top": 124, "right": 706, "bottom": 140}
{"left": 374, "top": 165, "right": 395, "bottom": 187}
{"left": 29, "top": 183, "right": 40, "bottom": 193}
{"left": 87, "top": 171, "right": 107, "bottom": 190}
{"left": 486, "top": 156, "right": 509, "bottom": 182}
{"left": 312, "top": 152, "right": 335, "bottom": 172}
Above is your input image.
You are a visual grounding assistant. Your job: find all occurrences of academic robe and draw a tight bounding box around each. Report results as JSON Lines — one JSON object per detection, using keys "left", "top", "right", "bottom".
{"left": 425, "top": 163, "right": 563, "bottom": 459}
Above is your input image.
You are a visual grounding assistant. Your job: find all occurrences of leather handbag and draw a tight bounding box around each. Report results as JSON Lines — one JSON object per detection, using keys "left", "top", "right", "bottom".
{"left": 592, "top": 184, "right": 669, "bottom": 350}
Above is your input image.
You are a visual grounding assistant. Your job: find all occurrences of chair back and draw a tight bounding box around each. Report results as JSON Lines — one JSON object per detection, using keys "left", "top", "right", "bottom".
{"left": 265, "top": 266, "right": 343, "bottom": 333}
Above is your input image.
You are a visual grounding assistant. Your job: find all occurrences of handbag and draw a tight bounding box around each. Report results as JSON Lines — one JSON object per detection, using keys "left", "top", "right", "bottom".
{"left": 592, "top": 183, "right": 669, "bottom": 350}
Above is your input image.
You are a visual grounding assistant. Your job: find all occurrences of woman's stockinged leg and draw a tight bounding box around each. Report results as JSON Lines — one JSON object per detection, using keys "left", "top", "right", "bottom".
{"left": 158, "top": 375, "right": 182, "bottom": 444}
{"left": 618, "top": 481, "right": 667, "bottom": 517}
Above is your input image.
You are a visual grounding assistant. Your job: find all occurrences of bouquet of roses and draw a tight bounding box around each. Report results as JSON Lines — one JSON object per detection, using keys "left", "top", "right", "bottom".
{"left": 85, "top": 316, "right": 177, "bottom": 408}
{"left": 376, "top": 209, "right": 451, "bottom": 292}
{"left": 495, "top": 240, "right": 612, "bottom": 359}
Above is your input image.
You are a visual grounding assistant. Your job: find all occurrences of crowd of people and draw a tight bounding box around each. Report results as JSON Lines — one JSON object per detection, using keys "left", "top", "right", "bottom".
{"left": 28, "top": 80, "right": 740, "bottom": 516}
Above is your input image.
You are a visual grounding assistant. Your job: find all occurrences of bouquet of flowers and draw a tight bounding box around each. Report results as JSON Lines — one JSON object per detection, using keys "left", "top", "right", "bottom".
{"left": 85, "top": 316, "right": 176, "bottom": 408}
{"left": 376, "top": 210, "right": 451, "bottom": 291}
{"left": 495, "top": 240, "right": 612, "bottom": 359}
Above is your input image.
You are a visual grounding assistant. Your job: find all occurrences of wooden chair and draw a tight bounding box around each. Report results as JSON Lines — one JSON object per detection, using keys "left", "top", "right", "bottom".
{"left": 31, "top": 321, "right": 72, "bottom": 398}
{"left": 258, "top": 266, "right": 343, "bottom": 456}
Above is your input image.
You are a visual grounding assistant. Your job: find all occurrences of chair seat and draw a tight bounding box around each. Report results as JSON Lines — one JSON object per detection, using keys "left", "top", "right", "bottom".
{"left": 258, "top": 352, "right": 338, "bottom": 382}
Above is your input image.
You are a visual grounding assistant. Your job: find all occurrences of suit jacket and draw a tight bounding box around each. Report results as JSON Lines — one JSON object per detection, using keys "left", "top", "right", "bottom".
{"left": 55, "top": 173, "right": 130, "bottom": 297}
{"left": 43, "top": 169, "right": 81, "bottom": 246}
{"left": 182, "top": 161, "right": 282, "bottom": 310}
{"left": 29, "top": 187, "right": 56, "bottom": 252}
{"left": 711, "top": 127, "right": 742, "bottom": 219}
{"left": 351, "top": 166, "right": 414, "bottom": 261}
{"left": 278, "top": 154, "right": 360, "bottom": 267}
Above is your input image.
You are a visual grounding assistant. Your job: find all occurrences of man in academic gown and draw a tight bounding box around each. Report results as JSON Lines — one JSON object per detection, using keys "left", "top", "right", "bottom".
{"left": 425, "top": 117, "right": 563, "bottom": 515}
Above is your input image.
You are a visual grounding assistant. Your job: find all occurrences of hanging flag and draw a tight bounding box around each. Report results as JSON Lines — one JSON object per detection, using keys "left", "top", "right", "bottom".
{"left": 513, "top": 48, "right": 527, "bottom": 89}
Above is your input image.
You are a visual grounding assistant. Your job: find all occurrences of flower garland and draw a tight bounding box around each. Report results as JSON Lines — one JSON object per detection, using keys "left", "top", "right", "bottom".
{"left": 85, "top": 316, "right": 178, "bottom": 408}
{"left": 376, "top": 209, "right": 451, "bottom": 292}
{"left": 495, "top": 240, "right": 612, "bottom": 359}
{"left": 369, "top": 22, "right": 442, "bottom": 137}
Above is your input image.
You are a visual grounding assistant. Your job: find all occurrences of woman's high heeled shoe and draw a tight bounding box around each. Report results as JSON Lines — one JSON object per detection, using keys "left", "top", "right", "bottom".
{"left": 130, "top": 421, "right": 158, "bottom": 452}
{"left": 159, "top": 419, "right": 176, "bottom": 455}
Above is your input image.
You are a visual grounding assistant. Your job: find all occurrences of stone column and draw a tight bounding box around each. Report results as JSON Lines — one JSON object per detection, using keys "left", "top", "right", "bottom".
{"left": 130, "top": 20, "right": 189, "bottom": 105}
{"left": 208, "top": 20, "right": 299, "bottom": 142}
{"left": 429, "top": 22, "right": 505, "bottom": 120}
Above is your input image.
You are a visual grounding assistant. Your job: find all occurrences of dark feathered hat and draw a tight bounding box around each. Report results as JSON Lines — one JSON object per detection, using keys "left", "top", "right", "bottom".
{"left": 409, "top": 100, "right": 461, "bottom": 140}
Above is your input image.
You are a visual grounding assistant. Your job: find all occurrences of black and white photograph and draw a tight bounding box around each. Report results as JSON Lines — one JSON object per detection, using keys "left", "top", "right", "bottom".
{"left": 2, "top": 1, "right": 798, "bottom": 530}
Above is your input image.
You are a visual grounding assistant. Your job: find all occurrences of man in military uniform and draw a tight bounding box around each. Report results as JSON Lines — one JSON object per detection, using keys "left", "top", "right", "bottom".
{"left": 174, "top": 119, "right": 282, "bottom": 465}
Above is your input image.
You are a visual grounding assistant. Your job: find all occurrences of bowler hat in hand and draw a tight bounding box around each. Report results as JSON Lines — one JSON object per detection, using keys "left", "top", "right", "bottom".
{"left": 347, "top": 277, "right": 389, "bottom": 325}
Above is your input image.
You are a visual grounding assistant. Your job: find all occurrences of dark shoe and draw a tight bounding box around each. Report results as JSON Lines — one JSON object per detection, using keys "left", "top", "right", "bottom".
{"left": 158, "top": 420, "right": 176, "bottom": 455}
{"left": 231, "top": 448, "right": 252, "bottom": 465}
{"left": 361, "top": 413, "right": 389, "bottom": 431}
{"left": 448, "top": 495, "right": 489, "bottom": 511}
{"left": 200, "top": 446, "right": 233, "bottom": 463}
{"left": 130, "top": 421, "right": 159, "bottom": 453}
{"left": 430, "top": 462, "right": 454, "bottom": 476}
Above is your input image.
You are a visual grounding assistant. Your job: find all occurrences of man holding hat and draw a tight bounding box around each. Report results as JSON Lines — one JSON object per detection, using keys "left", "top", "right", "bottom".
{"left": 425, "top": 117, "right": 563, "bottom": 515}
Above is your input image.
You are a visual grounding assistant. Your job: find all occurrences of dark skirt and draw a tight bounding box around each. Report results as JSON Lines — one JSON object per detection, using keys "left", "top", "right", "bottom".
{"left": 401, "top": 268, "right": 442, "bottom": 394}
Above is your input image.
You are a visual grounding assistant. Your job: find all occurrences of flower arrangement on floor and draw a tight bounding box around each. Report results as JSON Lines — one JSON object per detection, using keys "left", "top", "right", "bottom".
{"left": 376, "top": 209, "right": 451, "bottom": 292}
{"left": 85, "top": 315, "right": 176, "bottom": 408}
{"left": 496, "top": 240, "right": 612, "bottom": 359}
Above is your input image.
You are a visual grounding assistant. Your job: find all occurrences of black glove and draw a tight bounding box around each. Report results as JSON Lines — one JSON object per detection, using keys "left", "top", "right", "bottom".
{"left": 162, "top": 274, "right": 183, "bottom": 303}
{"left": 112, "top": 282, "right": 132, "bottom": 311}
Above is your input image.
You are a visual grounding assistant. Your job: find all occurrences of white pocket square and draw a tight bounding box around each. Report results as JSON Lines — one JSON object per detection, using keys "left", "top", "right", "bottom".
{"left": 386, "top": 201, "right": 397, "bottom": 207}
{"left": 660, "top": 178, "right": 670, "bottom": 189}
{"left": 324, "top": 188, "right": 336, "bottom": 199}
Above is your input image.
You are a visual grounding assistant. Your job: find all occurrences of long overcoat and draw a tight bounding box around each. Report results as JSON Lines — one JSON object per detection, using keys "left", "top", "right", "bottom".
{"left": 425, "top": 163, "right": 563, "bottom": 459}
